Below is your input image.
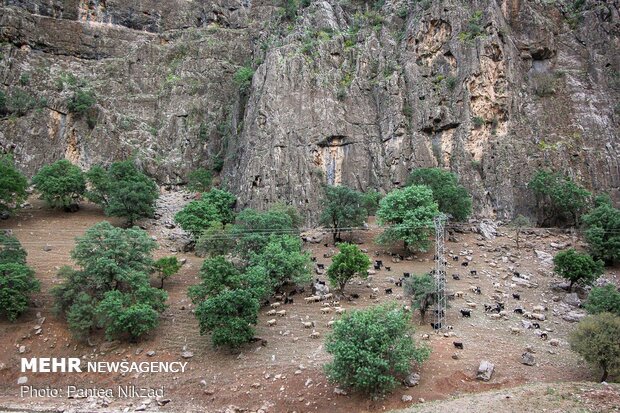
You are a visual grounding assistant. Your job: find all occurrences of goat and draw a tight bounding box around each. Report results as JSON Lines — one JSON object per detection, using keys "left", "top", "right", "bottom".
{"left": 510, "top": 327, "right": 521, "bottom": 335}
{"left": 395, "top": 279, "right": 403, "bottom": 287}
{"left": 369, "top": 293, "right": 378, "bottom": 299}
{"left": 301, "top": 321, "right": 315, "bottom": 328}
{"left": 453, "top": 341, "right": 464, "bottom": 350}
{"left": 466, "top": 302, "right": 477, "bottom": 308}
{"left": 514, "top": 308, "right": 524, "bottom": 314}
{"left": 532, "top": 305, "right": 547, "bottom": 313}
{"left": 455, "top": 291, "right": 464, "bottom": 298}
{"left": 266, "top": 309, "right": 277, "bottom": 316}
{"left": 304, "top": 296, "right": 320, "bottom": 303}
{"left": 470, "top": 270, "right": 477, "bottom": 276}
{"left": 374, "top": 264, "right": 381, "bottom": 270}
{"left": 385, "top": 288, "right": 393, "bottom": 295}
{"left": 375, "top": 260, "right": 383, "bottom": 267}
{"left": 335, "top": 307, "right": 346, "bottom": 314}
{"left": 284, "top": 297, "right": 294, "bottom": 305}
{"left": 461, "top": 261, "right": 469, "bottom": 267}
{"left": 540, "top": 332, "right": 548, "bottom": 340}
{"left": 311, "top": 256, "right": 317, "bottom": 262}
{"left": 460, "top": 309, "right": 471, "bottom": 317}
{"left": 324, "top": 243, "right": 329, "bottom": 247}
{"left": 470, "top": 286, "right": 481, "bottom": 294}
{"left": 512, "top": 293, "right": 520, "bottom": 300}
{"left": 403, "top": 272, "right": 411, "bottom": 278}
{"left": 327, "top": 320, "right": 336, "bottom": 327}
{"left": 321, "top": 307, "right": 331, "bottom": 314}
{"left": 385, "top": 266, "right": 391, "bottom": 271}
{"left": 453, "top": 256, "right": 459, "bottom": 261}
{"left": 489, "top": 313, "right": 501, "bottom": 320}
{"left": 267, "top": 319, "right": 277, "bottom": 326}
{"left": 276, "top": 310, "right": 286, "bottom": 317}
{"left": 316, "top": 263, "right": 325, "bottom": 270}
{"left": 430, "top": 322, "right": 442, "bottom": 330}
{"left": 310, "top": 330, "right": 320, "bottom": 339}
{"left": 322, "top": 293, "right": 333, "bottom": 300}
{"left": 532, "top": 322, "right": 540, "bottom": 329}
{"left": 452, "top": 274, "right": 460, "bottom": 280}
{"left": 270, "top": 302, "right": 281, "bottom": 309}
{"left": 421, "top": 334, "right": 430, "bottom": 340}
{"left": 350, "top": 293, "right": 359, "bottom": 299}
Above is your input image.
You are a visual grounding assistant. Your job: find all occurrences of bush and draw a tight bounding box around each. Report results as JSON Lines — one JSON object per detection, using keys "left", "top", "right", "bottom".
{"left": 187, "top": 168, "right": 213, "bottom": 192}
{"left": 86, "top": 161, "right": 159, "bottom": 226}
{"left": 31, "top": 159, "right": 86, "bottom": 210}
{"left": 231, "top": 207, "right": 296, "bottom": 257}
{"left": 376, "top": 185, "right": 439, "bottom": 252}
{"left": 175, "top": 189, "right": 236, "bottom": 239}
{"left": 553, "top": 248, "right": 604, "bottom": 291}
{"left": 319, "top": 185, "right": 367, "bottom": 243}
{"left": 188, "top": 256, "right": 241, "bottom": 303}
{"left": 324, "top": 304, "right": 431, "bottom": 397}
{"left": 408, "top": 168, "right": 472, "bottom": 221}
{"left": 195, "top": 289, "right": 260, "bottom": 349}
{"left": 570, "top": 313, "right": 620, "bottom": 382}
{"left": 404, "top": 274, "right": 435, "bottom": 322}
{"left": 5, "top": 89, "right": 38, "bottom": 116}
{"left": 584, "top": 285, "right": 620, "bottom": 317}
{"left": 528, "top": 170, "right": 591, "bottom": 226}
{"left": 0, "top": 233, "right": 28, "bottom": 265}
{"left": 153, "top": 256, "right": 181, "bottom": 288}
{"left": 52, "top": 222, "right": 167, "bottom": 341}
{"left": 458, "top": 11, "right": 485, "bottom": 42}
{"left": 362, "top": 189, "right": 382, "bottom": 216}
{"left": 195, "top": 223, "right": 235, "bottom": 257}
{"left": 510, "top": 214, "right": 531, "bottom": 249}
{"left": 67, "top": 88, "right": 96, "bottom": 117}
{"left": 582, "top": 195, "right": 620, "bottom": 265}
{"left": 0, "top": 262, "right": 40, "bottom": 321}
{"left": 233, "top": 66, "right": 255, "bottom": 92}
{"left": 327, "top": 243, "right": 371, "bottom": 293}
{"left": 0, "top": 155, "right": 28, "bottom": 214}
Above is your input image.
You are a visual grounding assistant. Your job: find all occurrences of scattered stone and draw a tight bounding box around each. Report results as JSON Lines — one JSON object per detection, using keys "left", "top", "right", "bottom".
{"left": 402, "top": 395, "right": 413, "bottom": 402}
{"left": 134, "top": 404, "right": 147, "bottom": 411}
{"left": 403, "top": 373, "right": 420, "bottom": 387}
{"left": 549, "top": 339, "right": 560, "bottom": 347}
{"left": 476, "top": 360, "right": 494, "bottom": 381}
{"left": 43, "top": 244, "right": 52, "bottom": 252}
{"left": 17, "top": 376, "right": 28, "bottom": 385}
{"left": 521, "top": 352, "right": 535, "bottom": 366}
{"left": 146, "top": 350, "right": 156, "bottom": 357}
{"left": 305, "top": 378, "right": 313, "bottom": 387}
{"left": 478, "top": 220, "right": 497, "bottom": 240}
{"left": 100, "top": 341, "right": 120, "bottom": 352}
{"left": 19, "top": 345, "right": 26, "bottom": 354}
{"left": 181, "top": 351, "right": 193, "bottom": 359}
{"left": 333, "top": 387, "right": 347, "bottom": 396}
{"left": 563, "top": 311, "right": 587, "bottom": 322}
{"left": 535, "top": 250, "right": 553, "bottom": 266}
{"left": 563, "top": 293, "right": 581, "bottom": 307}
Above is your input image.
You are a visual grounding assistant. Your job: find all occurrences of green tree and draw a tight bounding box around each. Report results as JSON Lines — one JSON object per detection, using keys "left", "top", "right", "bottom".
{"left": 0, "top": 262, "right": 40, "bottom": 321}
{"left": 188, "top": 256, "right": 241, "bottom": 303}
{"left": 320, "top": 185, "right": 367, "bottom": 243}
{"left": 324, "top": 304, "right": 431, "bottom": 398}
{"left": 187, "top": 168, "right": 213, "bottom": 192}
{"left": 408, "top": 168, "right": 472, "bottom": 221}
{"left": 0, "top": 232, "right": 27, "bottom": 265}
{"left": 86, "top": 161, "right": 159, "bottom": 226}
{"left": 403, "top": 274, "right": 436, "bottom": 323}
{"left": 196, "top": 223, "right": 235, "bottom": 257}
{"left": 553, "top": 248, "right": 604, "bottom": 291}
{"left": 232, "top": 207, "right": 296, "bottom": 257}
{"left": 194, "top": 289, "right": 260, "bottom": 349}
{"left": 0, "top": 155, "right": 28, "bottom": 215}
{"left": 584, "top": 285, "right": 620, "bottom": 317}
{"left": 582, "top": 195, "right": 620, "bottom": 265}
{"left": 510, "top": 214, "right": 531, "bottom": 250}
{"left": 52, "top": 222, "right": 167, "bottom": 341}
{"left": 327, "top": 243, "right": 371, "bottom": 293}
{"left": 153, "top": 256, "right": 181, "bottom": 288}
{"left": 175, "top": 189, "right": 236, "bottom": 239}
{"left": 570, "top": 313, "right": 620, "bottom": 382}
{"left": 249, "top": 235, "right": 312, "bottom": 289}
{"left": 528, "top": 170, "right": 591, "bottom": 226}
{"left": 376, "top": 185, "right": 439, "bottom": 252}
{"left": 31, "top": 159, "right": 86, "bottom": 210}
{"left": 362, "top": 189, "right": 382, "bottom": 216}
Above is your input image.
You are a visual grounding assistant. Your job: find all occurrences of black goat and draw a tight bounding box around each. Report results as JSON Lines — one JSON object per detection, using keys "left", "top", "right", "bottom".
{"left": 512, "top": 293, "right": 520, "bottom": 300}
{"left": 395, "top": 279, "right": 403, "bottom": 287}
{"left": 430, "top": 322, "right": 442, "bottom": 330}
{"left": 385, "top": 288, "right": 393, "bottom": 295}
{"left": 532, "top": 322, "right": 541, "bottom": 329}
{"left": 453, "top": 256, "right": 459, "bottom": 261}
{"left": 374, "top": 264, "right": 381, "bottom": 270}
{"left": 375, "top": 260, "right": 383, "bottom": 267}
{"left": 470, "top": 270, "right": 477, "bottom": 276}
{"left": 514, "top": 308, "right": 524, "bottom": 314}
{"left": 317, "top": 263, "right": 325, "bottom": 270}
{"left": 540, "top": 332, "right": 548, "bottom": 340}
{"left": 284, "top": 297, "right": 294, "bottom": 304}
{"left": 385, "top": 266, "right": 391, "bottom": 271}
{"left": 460, "top": 309, "right": 471, "bottom": 317}
{"left": 403, "top": 272, "right": 411, "bottom": 278}
{"left": 461, "top": 261, "right": 469, "bottom": 267}
{"left": 453, "top": 341, "right": 464, "bottom": 349}
{"left": 452, "top": 274, "right": 460, "bottom": 280}
{"left": 311, "top": 256, "right": 317, "bottom": 262}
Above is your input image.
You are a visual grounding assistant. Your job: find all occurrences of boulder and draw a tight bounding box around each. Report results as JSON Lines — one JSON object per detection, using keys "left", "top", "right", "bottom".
{"left": 402, "top": 395, "right": 413, "bottom": 402}
{"left": 17, "top": 376, "right": 28, "bottom": 384}
{"left": 478, "top": 220, "right": 497, "bottom": 240}
{"left": 535, "top": 250, "right": 554, "bottom": 267}
{"left": 476, "top": 360, "right": 494, "bottom": 381}
{"left": 521, "top": 352, "right": 535, "bottom": 366}
{"left": 563, "top": 311, "right": 587, "bottom": 322}
{"left": 403, "top": 373, "right": 420, "bottom": 387}
{"left": 563, "top": 293, "right": 581, "bottom": 307}
{"left": 313, "top": 282, "right": 329, "bottom": 296}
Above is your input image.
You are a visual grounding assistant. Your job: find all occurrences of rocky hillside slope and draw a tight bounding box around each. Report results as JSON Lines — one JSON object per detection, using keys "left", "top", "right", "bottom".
{"left": 1, "top": 0, "right": 618, "bottom": 222}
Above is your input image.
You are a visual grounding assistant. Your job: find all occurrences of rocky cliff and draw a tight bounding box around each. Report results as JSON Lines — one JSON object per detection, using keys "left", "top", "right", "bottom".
{"left": 1, "top": 0, "right": 618, "bottom": 222}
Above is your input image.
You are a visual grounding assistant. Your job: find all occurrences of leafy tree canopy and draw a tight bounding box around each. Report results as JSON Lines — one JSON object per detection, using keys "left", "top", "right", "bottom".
{"left": 553, "top": 248, "right": 604, "bottom": 291}
{"left": 408, "top": 168, "right": 472, "bottom": 221}
{"left": 582, "top": 195, "right": 620, "bottom": 265}
{"left": 319, "top": 185, "right": 367, "bottom": 243}
{"left": 327, "top": 243, "right": 371, "bottom": 293}
{"left": 0, "top": 155, "right": 28, "bottom": 214}
{"left": 570, "top": 312, "right": 620, "bottom": 382}
{"left": 528, "top": 170, "right": 591, "bottom": 226}
{"left": 31, "top": 159, "right": 86, "bottom": 209}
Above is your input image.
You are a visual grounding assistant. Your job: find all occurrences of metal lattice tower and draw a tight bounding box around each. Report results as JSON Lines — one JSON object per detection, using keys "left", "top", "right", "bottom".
{"left": 433, "top": 214, "right": 447, "bottom": 332}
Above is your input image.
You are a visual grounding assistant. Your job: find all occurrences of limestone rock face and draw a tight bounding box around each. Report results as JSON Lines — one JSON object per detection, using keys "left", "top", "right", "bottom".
{"left": 1, "top": 0, "right": 618, "bottom": 222}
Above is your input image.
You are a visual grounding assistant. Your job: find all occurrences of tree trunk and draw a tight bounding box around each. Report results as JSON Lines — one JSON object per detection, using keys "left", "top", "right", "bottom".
{"left": 569, "top": 280, "right": 575, "bottom": 292}
{"left": 515, "top": 230, "right": 520, "bottom": 250}
{"left": 601, "top": 368, "right": 608, "bottom": 382}
{"left": 160, "top": 277, "right": 165, "bottom": 289}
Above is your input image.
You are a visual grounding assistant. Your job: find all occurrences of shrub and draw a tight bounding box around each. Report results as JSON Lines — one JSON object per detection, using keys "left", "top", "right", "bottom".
{"left": 404, "top": 273, "right": 436, "bottom": 322}
{"left": 362, "top": 189, "right": 382, "bottom": 216}
{"left": 408, "top": 168, "right": 472, "bottom": 221}
{"left": 582, "top": 195, "right": 620, "bottom": 265}
{"left": 0, "top": 155, "right": 28, "bottom": 215}
{"left": 175, "top": 189, "right": 236, "bottom": 239}
{"left": 584, "top": 285, "right": 620, "bottom": 317}
{"left": 249, "top": 234, "right": 312, "bottom": 289}
{"left": 31, "top": 159, "right": 86, "bottom": 210}
{"left": 570, "top": 313, "right": 620, "bottom": 382}
{"left": 52, "top": 222, "right": 167, "bottom": 341}
{"left": 194, "top": 289, "right": 260, "bottom": 349}
{"left": 232, "top": 207, "right": 296, "bottom": 257}
{"left": 153, "top": 256, "right": 181, "bottom": 288}
{"left": 187, "top": 168, "right": 213, "bottom": 192}
{"left": 553, "top": 248, "right": 604, "bottom": 291}
{"left": 67, "top": 88, "right": 96, "bottom": 117}
{"left": 472, "top": 116, "right": 485, "bottom": 128}
{"left": 528, "top": 170, "right": 591, "bottom": 226}
{"left": 282, "top": 0, "right": 299, "bottom": 21}
{"left": 5, "top": 89, "right": 37, "bottom": 116}
{"left": 233, "top": 66, "right": 255, "bottom": 92}
{"left": 195, "top": 223, "right": 235, "bottom": 257}
{"left": 327, "top": 243, "right": 371, "bottom": 293}
{"left": 510, "top": 214, "right": 531, "bottom": 249}
{"left": 324, "top": 304, "right": 431, "bottom": 397}
{"left": 0, "top": 233, "right": 27, "bottom": 265}
{"left": 376, "top": 185, "right": 439, "bottom": 252}
{"left": 458, "top": 11, "right": 485, "bottom": 42}
{"left": 320, "top": 185, "right": 367, "bottom": 243}
{"left": 86, "top": 161, "right": 159, "bottom": 226}
{"left": 0, "top": 262, "right": 40, "bottom": 321}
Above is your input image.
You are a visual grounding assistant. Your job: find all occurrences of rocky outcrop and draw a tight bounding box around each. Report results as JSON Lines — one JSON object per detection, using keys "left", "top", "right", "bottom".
{"left": 0, "top": 0, "right": 618, "bottom": 222}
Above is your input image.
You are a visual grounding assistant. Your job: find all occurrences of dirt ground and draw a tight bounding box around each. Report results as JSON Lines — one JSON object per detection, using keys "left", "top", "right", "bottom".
{"left": 0, "top": 196, "right": 618, "bottom": 413}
